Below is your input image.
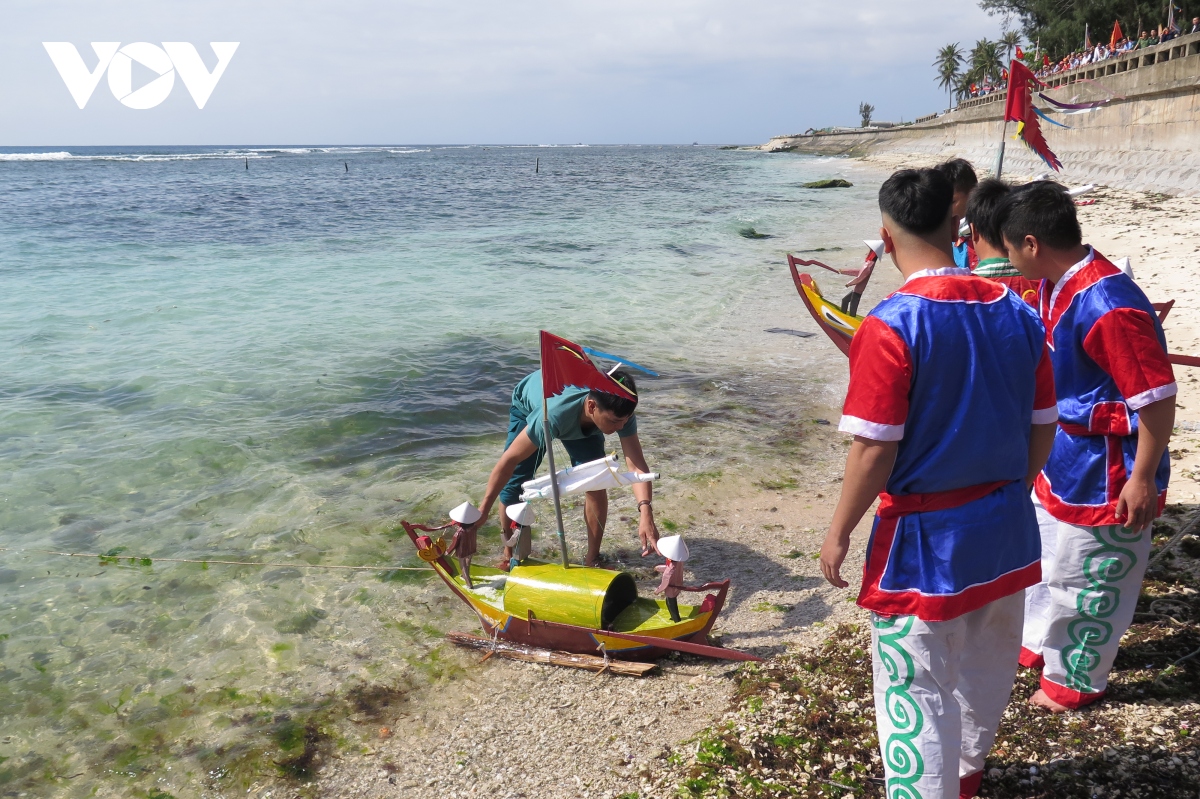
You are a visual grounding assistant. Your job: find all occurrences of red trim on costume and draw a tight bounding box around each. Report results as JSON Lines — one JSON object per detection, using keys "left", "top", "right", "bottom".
{"left": 958, "top": 769, "right": 983, "bottom": 799}
{"left": 1019, "top": 646, "right": 1045, "bottom": 669}
{"left": 876, "top": 480, "right": 1011, "bottom": 519}
{"left": 1039, "top": 674, "right": 1107, "bottom": 709}
{"left": 859, "top": 555, "right": 1040, "bottom": 623}
{"left": 1089, "top": 401, "right": 1132, "bottom": 436}
{"left": 1106, "top": 436, "right": 1127, "bottom": 506}
{"left": 894, "top": 275, "right": 1007, "bottom": 304}
{"left": 1034, "top": 346, "right": 1057, "bottom": 413}
{"left": 1043, "top": 254, "right": 1121, "bottom": 338}
{"left": 1034, "top": 472, "right": 1168, "bottom": 526}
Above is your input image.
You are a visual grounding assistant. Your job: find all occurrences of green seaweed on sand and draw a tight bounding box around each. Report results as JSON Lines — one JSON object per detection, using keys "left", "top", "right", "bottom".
{"left": 659, "top": 512, "right": 1200, "bottom": 798}
{"left": 756, "top": 476, "right": 798, "bottom": 491}
{"left": 803, "top": 179, "right": 853, "bottom": 188}
{"left": 737, "top": 227, "right": 773, "bottom": 239}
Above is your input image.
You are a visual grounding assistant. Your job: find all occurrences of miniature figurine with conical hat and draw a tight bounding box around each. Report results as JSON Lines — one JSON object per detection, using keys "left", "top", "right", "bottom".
{"left": 447, "top": 501, "right": 482, "bottom": 589}
{"left": 840, "top": 240, "right": 884, "bottom": 317}
{"left": 501, "top": 502, "right": 535, "bottom": 570}
{"left": 654, "top": 535, "right": 690, "bottom": 622}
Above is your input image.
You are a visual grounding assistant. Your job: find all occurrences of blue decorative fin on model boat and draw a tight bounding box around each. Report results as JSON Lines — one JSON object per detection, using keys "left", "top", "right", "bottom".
{"left": 581, "top": 347, "right": 659, "bottom": 377}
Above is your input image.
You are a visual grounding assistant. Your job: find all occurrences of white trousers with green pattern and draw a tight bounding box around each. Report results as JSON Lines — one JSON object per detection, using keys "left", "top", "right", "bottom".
{"left": 1021, "top": 497, "right": 1151, "bottom": 707}
{"left": 871, "top": 591, "right": 1024, "bottom": 799}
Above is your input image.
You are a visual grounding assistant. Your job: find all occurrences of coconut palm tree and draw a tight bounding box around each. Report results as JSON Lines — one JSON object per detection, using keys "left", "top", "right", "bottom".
{"left": 933, "top": 43, "right": 964, "bottom": 107}
{"left": 968, "top": 39, "right": 1006, "bottom": 85}
{"left": 999, "top": 30, "right": 1023, "bottom": 63}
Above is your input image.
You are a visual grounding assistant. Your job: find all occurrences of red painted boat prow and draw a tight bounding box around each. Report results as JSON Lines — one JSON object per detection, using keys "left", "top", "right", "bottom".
{"left": 786, "top": 254, "right": 861, "bottom": 357}
{"left": 401, "top": 520, "right": 760, "bottom": 663}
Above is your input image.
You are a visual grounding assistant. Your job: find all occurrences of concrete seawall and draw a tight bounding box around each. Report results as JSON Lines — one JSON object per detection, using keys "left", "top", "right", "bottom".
{"left": 766, "top": 32, "right": 1200, "bottom": 195}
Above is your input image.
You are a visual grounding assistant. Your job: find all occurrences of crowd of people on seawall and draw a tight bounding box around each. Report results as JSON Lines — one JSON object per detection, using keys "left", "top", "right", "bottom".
{"left": 940, "top": 16, "right": 1199, "bottom": 104}
{"left": 1035, "top": 19, "right": 1200, "bottom": 79}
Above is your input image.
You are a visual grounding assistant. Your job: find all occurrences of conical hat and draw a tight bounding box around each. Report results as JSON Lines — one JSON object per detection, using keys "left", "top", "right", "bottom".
{"left": 449, "top": 501, "right": 482, "bottom": 524}
{"left": 505, "top": 502, "right": 536, "bottom": 526}
{"left": 863, "top": 239, "right": 885, "bottom": 258}
{"left": 657, "top": 534, "right": 689, "bottom": 562}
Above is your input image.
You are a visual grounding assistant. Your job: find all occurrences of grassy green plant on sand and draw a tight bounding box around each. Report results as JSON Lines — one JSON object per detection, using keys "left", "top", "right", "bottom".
{"left": 647, "top": 508, "right": 1200, "bottom": 798}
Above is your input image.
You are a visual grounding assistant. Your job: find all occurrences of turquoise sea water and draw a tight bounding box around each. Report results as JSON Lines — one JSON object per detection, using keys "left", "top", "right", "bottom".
{"left": 0, "top": 145, "right": 883, "bottom": 796}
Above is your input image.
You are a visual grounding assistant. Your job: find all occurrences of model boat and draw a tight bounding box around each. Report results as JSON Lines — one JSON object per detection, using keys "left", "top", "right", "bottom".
{"left": 401, "top": 520, "right": 760, "bottom": 662}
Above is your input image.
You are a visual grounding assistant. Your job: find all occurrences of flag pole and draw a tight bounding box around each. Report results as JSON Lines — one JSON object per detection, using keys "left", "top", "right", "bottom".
{"left": 541, "top": 392, "right": 571, "bottom": 568}
{"left": 996, "top": 57, "right": 1014, "bottom": 180}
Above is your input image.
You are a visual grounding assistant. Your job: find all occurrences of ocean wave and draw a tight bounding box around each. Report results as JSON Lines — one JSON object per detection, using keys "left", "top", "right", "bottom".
{"left": 0, "top": 151, "right": 274, "bottom": 163}
{"left": 0, "top": 151, "right": 73, "bottom": 161}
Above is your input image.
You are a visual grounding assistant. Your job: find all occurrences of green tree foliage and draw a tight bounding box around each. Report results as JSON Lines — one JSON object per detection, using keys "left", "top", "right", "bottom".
{"left": 934, "top": 43, "right": 964, "bottom": 106}
{"left": 999, "top": 29, "right": 1024, "bottom": 62}
{"left": 968, "top": 39, "right": 1006, "bottom": 85}
{"left": 858, "top": 102, "right": 875, "bottom": 127}
{"left": 979, "top": 0, "right": 1174, "bottom": 59}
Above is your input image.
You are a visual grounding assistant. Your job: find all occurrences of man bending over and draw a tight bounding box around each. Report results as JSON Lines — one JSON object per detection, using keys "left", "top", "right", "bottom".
{"left": 468, "top": 369, "right": 659, "bottom": 568}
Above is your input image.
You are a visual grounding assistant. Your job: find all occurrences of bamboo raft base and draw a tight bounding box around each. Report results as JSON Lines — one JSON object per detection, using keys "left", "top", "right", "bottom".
{"left": 446, "top": 632, "right": 658, "bottom": 677}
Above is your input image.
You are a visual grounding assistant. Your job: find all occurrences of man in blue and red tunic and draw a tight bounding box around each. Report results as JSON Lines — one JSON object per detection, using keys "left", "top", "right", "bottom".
{"left": 1001, "top": 181, "right": 1176, "bottom": 712}
{"left": 820, "top": 168, "right": 1058, "bottom": 799}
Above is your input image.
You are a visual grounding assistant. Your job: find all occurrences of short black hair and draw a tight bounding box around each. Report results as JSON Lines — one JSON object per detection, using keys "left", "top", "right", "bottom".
{"left": 589, "top": 369, "right": 637, "bottom": 418}
{"left": 878, "top": 168, "right": 955, "bottom": 236}
{"left": 936, "top": 158, "right": 979, "bottom": 194}
{"left": 998, "top": 181, "right": 1082, "bottom": 251}
{"left": 965, "top": 178, "right": 1012, "bottom": 250}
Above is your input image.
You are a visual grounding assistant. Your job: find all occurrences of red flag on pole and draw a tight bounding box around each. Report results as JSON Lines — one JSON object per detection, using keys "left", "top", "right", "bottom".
{"left": 1110, "top": 20, "right": 1123, "bottom": 49}
{"left": 1043, "top": 55, "right": 1051, "bottom": 67}
{"left": 1016, "top": 45, "right": 1024, "bottom": 59}
{"left": 1004, "top": 59, "right": 1062, "bottom": 171}
{"left": 539, "top": 331, "right": 638, "bottom": 401}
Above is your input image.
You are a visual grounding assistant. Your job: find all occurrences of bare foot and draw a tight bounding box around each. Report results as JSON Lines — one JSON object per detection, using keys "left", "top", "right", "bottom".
{"left": 1028, "top": 688, "right": 1070, "bottom": 713}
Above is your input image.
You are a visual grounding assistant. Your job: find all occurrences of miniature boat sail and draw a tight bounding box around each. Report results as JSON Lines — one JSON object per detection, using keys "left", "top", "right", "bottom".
{"left": 520, "top": 454, "right": 657, "bottom": 501}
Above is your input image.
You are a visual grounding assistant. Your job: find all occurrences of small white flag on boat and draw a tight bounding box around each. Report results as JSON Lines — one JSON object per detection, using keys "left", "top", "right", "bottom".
{"left": 520, "top": 455, "right": 658, "bottom": 501}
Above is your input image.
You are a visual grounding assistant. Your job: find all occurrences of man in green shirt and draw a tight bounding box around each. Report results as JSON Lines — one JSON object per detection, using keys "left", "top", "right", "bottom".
{"left": 467, "top": 369, "right": 659, "bottom": 567}
{"left": 967, "top": 178, "right": 1038, "bottom": 304}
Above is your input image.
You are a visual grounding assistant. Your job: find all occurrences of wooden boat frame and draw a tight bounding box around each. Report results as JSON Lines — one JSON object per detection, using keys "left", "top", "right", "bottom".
{"left": 401, "top": 521, "right": 759, "bottom": 662}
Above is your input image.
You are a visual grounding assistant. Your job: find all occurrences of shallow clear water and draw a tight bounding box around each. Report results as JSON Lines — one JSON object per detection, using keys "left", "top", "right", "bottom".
{"left": 0, "top": 144, "right": 884, "bottom": 795}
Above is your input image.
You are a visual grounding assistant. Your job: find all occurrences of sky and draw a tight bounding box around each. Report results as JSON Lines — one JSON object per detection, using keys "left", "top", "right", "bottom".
{"left": 1, "top": 0, "right": 1006, "bottom": 146}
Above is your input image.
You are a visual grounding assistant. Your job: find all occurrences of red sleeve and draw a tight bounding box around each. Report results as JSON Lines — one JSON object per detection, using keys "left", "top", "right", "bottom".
{"left": 1032, "top": 343, "right": 1058, "bottom": 423}
{"left": 839, "top": 315, "right": 912, "bottom": 441}
{"left": 1083, "top": 308, "right": 1177, "bottom": 410}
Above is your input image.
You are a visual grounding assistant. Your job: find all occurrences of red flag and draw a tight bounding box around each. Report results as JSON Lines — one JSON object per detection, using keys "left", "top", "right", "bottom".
{"left": 1043, "top": 55, "right": 1051, "bottom": 67}
{"left": 1016, "top": 45, "right": 1024, "bottom": 59}
{"left": 539, "top": 331, "right": 637, "bottom": 402}
{"left": 1004, "top": 59, "right": 1062, "bottom": 171}
{"left": 1110, "top": 20, "right": 1123, "bottom": 49}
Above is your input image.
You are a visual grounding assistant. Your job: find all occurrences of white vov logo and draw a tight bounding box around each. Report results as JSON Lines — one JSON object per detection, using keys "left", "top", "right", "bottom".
{"left": 43, "top": 42, "right": 239, "bottom": 110}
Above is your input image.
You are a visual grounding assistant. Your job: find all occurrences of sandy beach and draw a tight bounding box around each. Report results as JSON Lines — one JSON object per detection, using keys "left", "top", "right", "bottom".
{"left": 308, "top": 165, "right": 1200, "bottom": 799}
